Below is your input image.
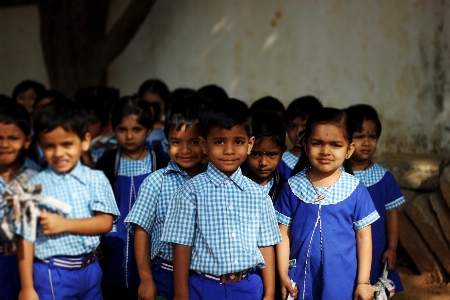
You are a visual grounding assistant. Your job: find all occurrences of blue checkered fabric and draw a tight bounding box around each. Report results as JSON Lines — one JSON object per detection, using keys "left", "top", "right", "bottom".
{"left": 15, "top": 162, "right": 120, "bottom": 259}
{"left": 124, "top": 160, "right": 192, "bottom": 262}
{"left": 353, "top": 163, "right": 386, "bottom": 187}
{"left": 161, "top": 162, "right": 282, "bottom": 274}
{"left": 261, "top": 177, "right": 274, "bottom": 194}
{"left": 118, "top": 151, "right": 153, "bottom": 176}
{"left": 354, "top": 210, "right": 380, "bottom": 230}
{"left": 281, "top": 151, "right": 298, "bottom": 170}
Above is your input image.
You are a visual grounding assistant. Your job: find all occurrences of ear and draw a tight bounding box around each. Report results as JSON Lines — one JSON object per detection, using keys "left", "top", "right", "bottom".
{"left": 346, "top": 142, "right": 355, "bottom": 159}
{"left": 81, "top": 132, "right": 92, "bottom": 152}
{"left": 24, "top": 135, "right": 33, "bottom": 150}
{"left": 199, "top": 136, "right": 208, "bottom": 155}
{"left": 247, "top": 136, "right": 255, "bottom": 154}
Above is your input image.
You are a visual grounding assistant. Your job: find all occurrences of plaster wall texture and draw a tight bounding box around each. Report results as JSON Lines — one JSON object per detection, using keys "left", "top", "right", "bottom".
{"left": 0, "top": 0, "right": 449, "bottom": 155}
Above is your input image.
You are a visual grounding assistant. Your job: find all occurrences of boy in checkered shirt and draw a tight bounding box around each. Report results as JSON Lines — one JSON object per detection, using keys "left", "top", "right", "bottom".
{"left": 15, "top": 100, "right": 120, "bottom": 300}
{"left": 162, "top": 98, "right": 281, "bottom": 300}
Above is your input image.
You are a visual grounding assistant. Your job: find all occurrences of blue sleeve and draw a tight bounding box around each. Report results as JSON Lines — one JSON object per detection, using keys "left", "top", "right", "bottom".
{"left": 90, "top": 171, "right": 120, "bottom": 222}
{"left": 274, "top": 182, "right": 295, "bottom": 226}
{"left": 353, "top": 183, "right": 380, "bottom": 230}
{"left": 258, "top": 194, "right": 282, "bottom": 246}
{"left": 383, "top": 172, "right": 406, "bottom": 210}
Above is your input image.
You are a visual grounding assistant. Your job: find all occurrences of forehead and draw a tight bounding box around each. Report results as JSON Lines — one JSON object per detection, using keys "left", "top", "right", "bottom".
{"left": 289, "top": 117, "right": 307, "bottom": 125}
{"left": 310, "top": 123, "right": 346, "bottom": 140}
{"left": 168, "top": 124, "right": 200, "bottom": 139}
{"left": 0, "top": 123, "right": 25, "bottom": 135}
{"left": 207, "top": 125, "right": 249, "bottom": 139}
{"left": 253, "top": 138, "right": 282, "bottom": 150}
{"left": 38, "top": 126, "right": 81, "bottom": 143}
{"left": 358, "top": 119, "right": 378, "bottom": 132}
{"left": 117, "top": 114, "right": 141, "bottom": 126}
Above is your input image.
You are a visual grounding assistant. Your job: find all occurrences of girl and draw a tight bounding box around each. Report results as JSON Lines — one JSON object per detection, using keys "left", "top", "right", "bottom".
{"left": 347, "top": 104, "right": 404, "bottom": 294}
{"left": 12, "top": 80, "right": 46, "bottom": 115}
{"left": 0, "top": 99, "right": 40, "bottom": 300}
{"left": 276, "top": 108, "right": 379, "bottom": 300}
{"left": 96, "top": 97, "right": 167, "bottom": 299}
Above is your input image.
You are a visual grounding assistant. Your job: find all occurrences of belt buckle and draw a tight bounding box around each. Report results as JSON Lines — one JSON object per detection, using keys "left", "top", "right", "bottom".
{"left": 3, "top": 242, "right": 18, "bottom": 256}
{"left": 221, "top": 271, "right": 242, "bottom": 284}
{"left": 81, "top": 253, "right": 95, "bottom": 269}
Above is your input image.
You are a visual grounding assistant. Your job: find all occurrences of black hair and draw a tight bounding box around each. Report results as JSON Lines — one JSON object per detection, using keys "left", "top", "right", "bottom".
{"left": 33, "top": 90, "right": 69, "bottom": 110}
{"left": 291, "top": 107, "right": 354, "bottom": 176}
{"left": 0, "top": 94, "right": 12, "bottom": 103}
{"left": 172, "top": 88, "right": 196, "bottom": 102}
{"left": 34, "top": 99, "right": 88, "bottom": 139}
{"left": 137, "top": 79, "right": 171, "bottom": 103}
{"left": 111, "top": 96, "right": 153, "bottom": 130}
{"left": 196, "top": 84, "right": 228, "bottom": 103}
{"left": 250, "top": 96, "right": 285, "bottom": 117}
{"left": 346, "top": 104, "right": 382, "bottom": 138}
{"left": 164, "top": 96, "right": 203, "bottom": 138}
{"left": 74, "top": 86, "right": 119, "bottom": 125}
{"left": 251, "top": 112, "right": 286, "bottom": 148}
{"left": 12, "top": 80, "right": 46, "bottom": 101}
{"left": 285, "top": 95, "right": 323, "bottom": 122}
{"left": 198, "top": 98, "right": 252, "bottom": 138}
{"left": 0, "top": 98, "right": 31, "bottom": 136}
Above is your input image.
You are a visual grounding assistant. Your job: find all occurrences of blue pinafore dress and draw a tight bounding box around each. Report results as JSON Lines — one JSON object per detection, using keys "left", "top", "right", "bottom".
{"left": 102, "top": 149, "right": 155, "bottom": 290}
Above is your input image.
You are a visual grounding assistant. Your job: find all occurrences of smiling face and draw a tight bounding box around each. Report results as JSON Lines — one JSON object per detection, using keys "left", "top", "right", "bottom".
{"left": 304, "top": 123, "right": 354, "bottom": 179}
{"left": 0, "top": 123, "right": 31, "bottom": 170}
{"left": 246, "top": 138, "right": 284, "bottom": 185}
{"left": 39, "top": 127, "right": 90, "bottom": 173}
{"left": 350, "top": 119, "right": 378, "bottom": 170}
{"left": 199, "top": 125, "right": 254, "bottom": 177}
{"left": 114, "top": 114, "right": 151, "bottom": 157}
{"left": 286, "top": 117, "right": 307, "bottom": 150}
{"left": 168, "top": 124, "right": 204, "bottom": 177}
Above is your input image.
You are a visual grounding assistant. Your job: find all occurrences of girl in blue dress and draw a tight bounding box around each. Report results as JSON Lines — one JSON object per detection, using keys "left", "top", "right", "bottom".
{"left": 347, "top": 104, "right": 404, "bottom": 294}
{"left": 97, "top": 97, "right": 166, "bottom": 299}
{"left": 276, "top": 108, "right": 379, "bottom": 300}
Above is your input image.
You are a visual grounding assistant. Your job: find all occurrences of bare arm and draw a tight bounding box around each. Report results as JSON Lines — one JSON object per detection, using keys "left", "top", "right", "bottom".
{"left": 259, "top": 246, "right": 276, "bottom": 299}
{"left": 40, "top": 210, "right": 113, "bottom": 235}
{"left": 134, "top": 225, "right": 157, "bottom": 300}
{"left": 353, "top": 225, "right": 374, "bottom": 300}
{"left": 382, "top": 209, "right": 399, "bottom": 271}
{"left": 17, "top": 237, "right": 38, "bottom": 300}
{"left": 173, "top": 244, "right": 192, "bottom": 300}
{"left": 276, "top": 224, "right": 297, "bottom": 299}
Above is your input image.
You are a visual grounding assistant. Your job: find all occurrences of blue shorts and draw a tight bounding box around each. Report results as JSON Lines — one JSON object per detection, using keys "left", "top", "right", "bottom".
{"left": 189, "top": 269, "right": 263, "bottom": 300}
{"left": 151, "top": 258, "right": 174, "bottom": 300}
{"left": 33, "top": 256, "right": 103, "bottom": 300}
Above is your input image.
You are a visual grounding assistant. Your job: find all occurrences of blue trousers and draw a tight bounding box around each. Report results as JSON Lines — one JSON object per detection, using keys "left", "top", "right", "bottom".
{"left": 33, "top": 258, "right": 103, "bottom": 300}
{"left": 189, "top": 269, "right": 263, "bottom": 300}
{"left": 151, "top": 258, "right": 174, "bottom": 300}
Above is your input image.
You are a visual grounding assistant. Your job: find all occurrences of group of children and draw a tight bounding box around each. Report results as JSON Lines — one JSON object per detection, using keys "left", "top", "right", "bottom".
{"left": 0, "top": 79, "right": 405, "bottom": 300}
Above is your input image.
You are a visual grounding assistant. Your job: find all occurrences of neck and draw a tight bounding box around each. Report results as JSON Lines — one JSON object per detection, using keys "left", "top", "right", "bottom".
{"left": 0, "top": 158, "right": 24, "bottom": 183}
{"left": 121, "top": 146, "right": 147, "bottom": 160}
{"left": 350, "top": 159, "right": 372, "bottom": 171}
{"left": 307, "top": 167, "right": 342, "bottom": 186}
{"left": 180, "top": 164, "right": 203, "bottom": 178}
{"left": 247, "top": 171, "right": 274, "bottom": 186}
{"left": 289, "top": 147, "right": 302, "bottom": 158}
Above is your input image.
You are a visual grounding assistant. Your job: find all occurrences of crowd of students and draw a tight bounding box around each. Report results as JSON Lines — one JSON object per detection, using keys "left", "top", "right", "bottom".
{"left": 0, "top": 79, "right": 405, "bottom": 300}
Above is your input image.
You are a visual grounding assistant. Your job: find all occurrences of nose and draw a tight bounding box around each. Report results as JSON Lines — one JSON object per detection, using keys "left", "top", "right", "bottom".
{"left": 320, "top": 144, "right": 330, "bottom": 155}
{"left": 126, "top": 130, "right": 133, "bottom": 140}
{"left": 0, "top": 139, "right": 8, "bottom": 148}
{"left": 223, "top": 142, "right": 235, "bottom": 155}
{"left": 54, "top": 145, "right": 64, "bottom": 157}
{"left": 259, "top": 154, "right": 268, "bottom": 166}
{"left": 180, "top": 141, "right": 191, "bottom": 154}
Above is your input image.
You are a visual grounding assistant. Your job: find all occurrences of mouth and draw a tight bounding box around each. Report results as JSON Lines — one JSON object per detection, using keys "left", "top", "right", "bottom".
{"left": 177, "top": 156, "right": 197, "bottom": 162}
{"left": 221, "top": 159, "right": 238, "bottom": 165}
{"left": 317, "top": 159, "right": 331, "bottom": 164}
{"left": 54, "top": 160, "right": 69, "bottom": 168}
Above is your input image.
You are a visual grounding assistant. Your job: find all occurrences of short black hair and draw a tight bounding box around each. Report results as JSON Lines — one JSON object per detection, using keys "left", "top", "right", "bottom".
{"left": 250, "top": 96, "right": 285, "bottom": 116}
{"left": 251, "top": 112, "right": 286, "bottom": 148}
{"left": 346, "top": 104, "right": 382, "bottom": 137}
{"left": 171, "top": 87, "right": 196, "bottom": 102}
{"left": 74, "top": 86, "right": 119, "bottom": 125}
{"left": 196, "top": 84, "right": 228, "bottom": 103}
{"left": 34, "top": 99, "right": 88, "bottom": 139}
{"left": 285, "top": 95, "right": 323, "bottom": 122}
{"left": 0, "top": 98, "right": 31, "bottom": 136}
{"left": 164, "top": 96, "right": 202, "bottom": 138}
{"left": 198, "top": 98, "right": 251, "bottom": 138}
{"left": 111, "top": 96, "right": 153, "bottom": 130}
{"left": 12, "top": 80, "right": 46, "bottom": 101}
{"left": 137, "top": 79, "right": 171, "bottom": 103}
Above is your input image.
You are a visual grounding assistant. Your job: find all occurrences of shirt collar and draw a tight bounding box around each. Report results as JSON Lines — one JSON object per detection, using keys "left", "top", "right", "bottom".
{"left": 206, "top": 162, "right": 245, "bottom": 190}
{"left": 48, "top": 161, "right": 87, "bottom": 184}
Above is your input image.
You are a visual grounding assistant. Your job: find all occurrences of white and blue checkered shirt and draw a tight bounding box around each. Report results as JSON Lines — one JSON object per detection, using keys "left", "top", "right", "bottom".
{"left": 15, "top": 162, "right": 120, "bottom": 259}
{"left": 118, "top": 151, "right": 153, "bottom": 177}
{"left": 124, "top": 160, "right": 192, "bottom": 262}
{"left": 281, "top": 151, "right": 298, "bottom": 170}
{"left": 162, "top": 163, "right": 282, "bottom": 275}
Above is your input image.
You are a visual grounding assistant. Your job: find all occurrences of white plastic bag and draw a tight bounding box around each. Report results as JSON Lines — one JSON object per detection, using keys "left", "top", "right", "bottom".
{"left": 372, "top": 262, "right": 396, "bottom": 300}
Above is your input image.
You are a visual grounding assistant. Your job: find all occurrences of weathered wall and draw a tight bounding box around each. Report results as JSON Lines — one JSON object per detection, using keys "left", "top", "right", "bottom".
{"left": 1, "top": 0, "right": 449, "bottom": 155}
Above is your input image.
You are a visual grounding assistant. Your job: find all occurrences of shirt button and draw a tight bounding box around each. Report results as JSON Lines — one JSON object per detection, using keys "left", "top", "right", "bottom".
{"left": 228, "top": 205, "right": 234, "bottom": 210}
{"left": 231, "top": 232, "right": 236, "bottom": 237}
{"left": 233, "top": 260, "right": 238, "bottom": 265}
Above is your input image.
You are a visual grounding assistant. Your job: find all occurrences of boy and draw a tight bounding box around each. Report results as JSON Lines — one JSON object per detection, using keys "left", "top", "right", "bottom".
{"left": 162, "top": 99, "right": 282, "bottom": 299}
{"left": 243, "top": 112, "right": 287, "bottom": 203}
{"left": 15, "top": 100, "right": 120, "bottom": 300}
{"left": 124, "top": 97, "right": 204, "bottom": 300}
{"left": 278, "top": 95, "right": 322, "bottom": 179}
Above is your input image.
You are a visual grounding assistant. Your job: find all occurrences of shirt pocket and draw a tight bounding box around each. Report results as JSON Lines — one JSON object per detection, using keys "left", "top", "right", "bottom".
{"left": 238, "top": 212, "right": 260, "bottom": 254}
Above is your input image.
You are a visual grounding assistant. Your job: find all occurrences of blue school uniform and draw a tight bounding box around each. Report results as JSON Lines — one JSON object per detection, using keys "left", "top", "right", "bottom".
{"left": 14, "top": 162, "right": 119, "bottom": 299}
{"left": 353, "top": 163, "right": 405, "bottom": 292}
{"left": 275, "top": 170, "right": 379, "bottom": 300}
{"left": 124, "top": 160, "right": 194, "bottom": 299}
{"left": 277, "top": 151, "right": 298, "bottom": 179}
{"left": 146, "top": 127, "right": 170, "bottom": 159}
{"left": 101, "top": 151, "right": 154, "bottom": 291}
{"left": 162, "top": 163, "right": 281, "bottom": 300}
{"left": 0, "top": 157, "right": 40, "bottom": 300}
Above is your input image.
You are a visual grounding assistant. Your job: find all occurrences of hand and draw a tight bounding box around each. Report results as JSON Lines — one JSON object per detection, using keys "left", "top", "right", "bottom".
{"left": 353, "top": 283, "right": 374, "bottom": 300}
{"left": 19, "top": 287, "right": 39, "bottom": 300}
{"left": 40, "top": 209, "right": 67, "bottom": 235}
{"left": 381, "top": 249, "right": 397, "bottom": 272}
{"left": 280, "top": 275, "right": 298, "bottom": 300}
{"left": 137, "top": 277, "right": 158, "bottom": 300}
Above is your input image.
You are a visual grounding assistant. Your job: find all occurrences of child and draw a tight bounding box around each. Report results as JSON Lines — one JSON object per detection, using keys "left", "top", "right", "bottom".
{"left": 243, "top": 112, "right": 287, "bottom": 203}
{"left": 12, "top": 80, "right": 46, "bottom": 115}
{"left": 275, "top": 108, "right": 379, "bottom": 300}
{"left": 96, "top": 97, "right": 167, "bottom": 299}
{"left": 124, "top": 97, "right": 204, "bottom": 300}
{"left": 0, "top": 99, "right": 40, "bottom": 300}
{"left": 15, "top": 100, "right": 120, "bottom": 300}
{"left": 250, "top": 96, "right": 285, "bottom": 120}
{"left": 162, "top": 99, "right": 282, "bottom": 300}
{"left": 347, "top": 104, "right": 404, "bottom": 293}
{"left": 278, "top": 96, "right": 322, "bottom": 179}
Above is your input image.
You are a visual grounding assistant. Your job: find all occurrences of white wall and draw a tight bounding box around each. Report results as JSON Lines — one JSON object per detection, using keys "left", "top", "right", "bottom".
{"left": 1, "top": 0, "right": 449, "bottom": 156}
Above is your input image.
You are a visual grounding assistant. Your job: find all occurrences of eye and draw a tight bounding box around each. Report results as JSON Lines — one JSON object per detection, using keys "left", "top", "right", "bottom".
{"left": 268, "top": 152, "right": 279, "bottom": 158}
{"left": 369, "top": 135, "right": 377, "bottom": 139}
{"left": 332, "top": 143, "right": 343, "bottom": 148}
{"left": 288, "top": 124, "right": 296, "bottom": 130}
{"left": 214, "top": 140, "right": 224, "bottom": 145}
{"left": 116, "top": 127, "right": 126, "bottom": 133}
{"left": 353, "top": 135, "right": 363, "bottom": 139}
{"left": 62, "top": 142, "right": 74, "bottom": 147}
{"left": 235, "top": 139, "right": 245, "bottom": 145}
{"left": 191, "top": 140, "right": 199, "bottom": 145}
{"left": 171, "top": 140, "right": 180, "bottom": 145}
{"left": 250, "top": 152, "right": 260, "bottom": 157}
{"left": 133, "top": 127, "right": 143, "bottom": 133}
